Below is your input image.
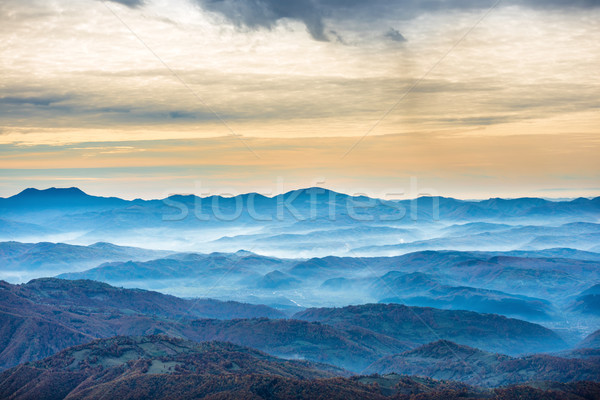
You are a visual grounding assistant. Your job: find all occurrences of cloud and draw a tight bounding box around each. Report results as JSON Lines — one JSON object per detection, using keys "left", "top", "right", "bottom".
{"left": 384, "top": 28, "right": 406, "bottom": 42}
{"left": 193, "top": 0, "right": 600, "bottom": 42}
{"left": 519, "top": 0, "right": 600, "bottom": 9}
{"left": 328, "top": 30, "right": 345, "bottom": 44}
{"left": 198, "top": 0, "right": 328, "bottom": 41}
{"left": 169, "top": 111, "right": 197, "bottom": 119}
{"left": 0, "top": 96, "right": 70, "bottom": 107}
{"left": 106, "top": 0, "right": 145, "bottom": 7}
{"left": 0, "top": 87, "right": 228, "bottom": 127}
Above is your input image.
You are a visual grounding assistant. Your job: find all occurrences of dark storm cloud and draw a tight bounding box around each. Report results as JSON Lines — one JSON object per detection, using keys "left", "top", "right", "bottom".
{"left": 316, "top": 0, "right": 600, "bottom": 19}
{"left": 199, "top": 0, "right": 328, "bottom": 41}
{"left": 195, "top": 0, "right": 599, "bottom": 41}
{"left": 316, "top": 0, "right": 600, "bottom": 12}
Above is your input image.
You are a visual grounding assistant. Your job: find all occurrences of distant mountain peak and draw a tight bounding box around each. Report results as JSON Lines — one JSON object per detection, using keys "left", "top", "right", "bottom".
{"left": 235, "top": 249, "right": 256, "bottom": 256}
{"left": 281, "top": 186, "right": 342, "bottom": 198}
{"left": 15, "top": 187, "right": 88, "bottom": 198}
{"left": 3, "top": 186, "right": 129, "bottom": 210}
{"left": 89, "top": 241, "right": 121, "bottom": 249}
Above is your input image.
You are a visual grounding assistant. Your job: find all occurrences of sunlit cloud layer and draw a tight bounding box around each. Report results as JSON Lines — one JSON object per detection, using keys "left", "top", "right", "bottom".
{"left": 0, "top": 0, "right": 598, "bottom": 198}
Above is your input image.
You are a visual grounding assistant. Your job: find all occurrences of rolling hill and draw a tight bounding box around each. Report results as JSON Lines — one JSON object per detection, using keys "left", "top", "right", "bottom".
{"left": 0, "top": 279, "right": 572, "bottom": 373}
{"left": 0, "top": 336, "right": 351, "bottom": 400}
{"left": 356, "top": 222, "right": 600, "bottom": 254}
{"left": 0, "top": 241, "right": 172, "bottom": 282}
{"left": 57, "top": 248, "right": 600, "bottom": 329}
{"left": 58, "top": 250, "right": 293, "bottom": 282}
{"left": 578, "top": 330, "right": 600, "bottom": 349}
{"left": 293, "top": 303, "right": 567, "bottom": 355}
{"left": 1, "top": 335, "right": 598, "bottom": 400}
{"left": 364, "top": 340, "right": 600, "bottom": 387}
{"left": 568, "top": 284, "right": 600, "bottom": 316}
{"left": 0, "top": 278, "right": 283, "bottom": 370}
{"left": 186, "top": 318, "right": 411, "bottom": 371}
{"left": 371, "top": 271, "right": 555, "bottom": 320}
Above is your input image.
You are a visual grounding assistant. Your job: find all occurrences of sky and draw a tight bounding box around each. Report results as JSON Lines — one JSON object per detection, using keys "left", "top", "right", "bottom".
{"left": 0, "top": 0, "right": 599, "bottom": 199}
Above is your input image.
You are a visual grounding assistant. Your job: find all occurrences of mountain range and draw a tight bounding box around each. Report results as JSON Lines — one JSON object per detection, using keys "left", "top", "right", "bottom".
{"left": 0, "top": 278, "right": 572, "bottom": 373}
{"left": 6, "top": 335, "right": 597, "bottom": 400}
{"left": 1, "top": 187, "right": 599, "bottom": 256}
{"left": 38, "top": 244, "right": 600, "bottom": 332}
{"left": 1, "top": 187, "right": 599, "bottom": 398}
